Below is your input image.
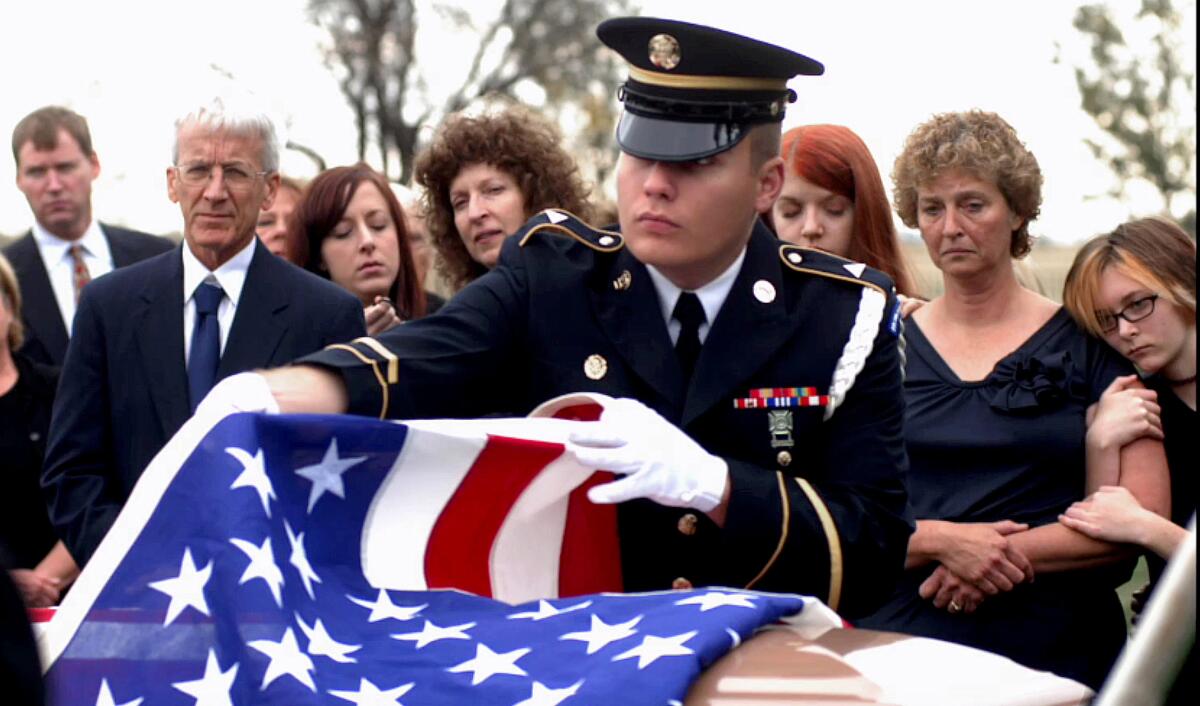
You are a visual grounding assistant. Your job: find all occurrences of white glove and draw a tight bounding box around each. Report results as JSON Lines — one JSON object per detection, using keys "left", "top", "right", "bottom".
{"left": 195, "top": 372, "right": 281, "bottom": 418}
{"left": 567, "top": 398, "right": 728, "bottom": 512}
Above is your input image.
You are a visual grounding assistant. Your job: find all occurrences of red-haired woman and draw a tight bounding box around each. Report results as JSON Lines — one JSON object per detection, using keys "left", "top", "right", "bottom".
{"left": 773, "top": 124, "right": 919, "bottom": 299}
{"left": 292, "top": 164, "right": 432, "bottom": 335}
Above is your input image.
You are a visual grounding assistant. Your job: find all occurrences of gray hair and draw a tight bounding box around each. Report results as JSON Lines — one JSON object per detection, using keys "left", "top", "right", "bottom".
{"left": 171, "top": 96, "right": 279, "bottom": 172}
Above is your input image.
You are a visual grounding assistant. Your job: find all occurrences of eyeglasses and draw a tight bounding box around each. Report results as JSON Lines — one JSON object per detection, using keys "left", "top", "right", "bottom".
{"left": 1097, "top": 294, "right": 1159, "bottom": 333}
{"left": 174, "top": 163, "right": 271, "bottom": 190}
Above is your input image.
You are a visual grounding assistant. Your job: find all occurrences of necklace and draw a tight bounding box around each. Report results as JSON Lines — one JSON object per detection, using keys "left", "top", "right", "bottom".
{"left": 1167, "top": 373, "right": 1197, "bottom": 386}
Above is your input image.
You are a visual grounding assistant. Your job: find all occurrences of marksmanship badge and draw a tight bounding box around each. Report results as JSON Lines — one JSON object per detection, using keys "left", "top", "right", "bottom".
{"left": 768, "top": 410, "right": 794, "bottom": 448}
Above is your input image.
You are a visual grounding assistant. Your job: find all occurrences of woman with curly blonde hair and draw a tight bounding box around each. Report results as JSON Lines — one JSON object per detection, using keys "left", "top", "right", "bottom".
{"left": 414, "top": 106, "right": 593, "bottom": 293}
{"left": 855, "top": 110, "right": 1169, "bottom": 690}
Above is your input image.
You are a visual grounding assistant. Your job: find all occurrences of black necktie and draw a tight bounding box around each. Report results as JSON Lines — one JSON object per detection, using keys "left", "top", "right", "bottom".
{"left": 188, "top": 282, "right": 225, "bottom": 411}
{"left": 673, "top": 291, "right": 705, "bottom": 380}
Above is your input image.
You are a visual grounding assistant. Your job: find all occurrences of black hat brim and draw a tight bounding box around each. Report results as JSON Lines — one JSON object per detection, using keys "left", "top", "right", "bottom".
{"left": 616, "top": 112, "right": 750, "bottom": 162}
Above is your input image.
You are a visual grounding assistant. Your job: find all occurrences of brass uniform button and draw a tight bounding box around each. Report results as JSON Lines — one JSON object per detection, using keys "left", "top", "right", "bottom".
{"left": 677, "top": 513, "right": 698, "bottom": 536}
{"left": 672, "top": 577, "right": 693, "bottom": 590}
{"left": 583, "top": 354, "right": 608, "bottom": 380}
{"left": 777, "top": 450, "right": 792, "bottom": 467}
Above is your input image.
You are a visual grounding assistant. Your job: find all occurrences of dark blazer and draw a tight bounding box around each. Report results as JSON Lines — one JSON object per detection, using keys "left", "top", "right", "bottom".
{"left": 301, "top": 212, "right": 913, "bottom": 618}
{"left": 42, "top": 239, "right": 366, "bottom": 565}
{"left": 2, "top": 224, "right": 175, "bottom": 367}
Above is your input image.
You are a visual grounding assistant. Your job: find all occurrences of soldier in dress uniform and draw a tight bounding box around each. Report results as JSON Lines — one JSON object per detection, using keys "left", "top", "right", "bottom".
{"left": 215, "top": 17, "right": 913, "bottom": 618}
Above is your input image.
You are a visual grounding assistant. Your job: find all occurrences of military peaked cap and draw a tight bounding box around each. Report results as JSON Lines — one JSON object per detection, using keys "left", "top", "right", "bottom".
{"left": 597, "top": 17, "right": 823, "bottom": 162}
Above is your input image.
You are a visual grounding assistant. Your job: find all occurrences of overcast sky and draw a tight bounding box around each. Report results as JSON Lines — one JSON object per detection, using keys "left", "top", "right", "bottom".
{"left": 0, "top": 0, "right": 1194, "bottom": 244}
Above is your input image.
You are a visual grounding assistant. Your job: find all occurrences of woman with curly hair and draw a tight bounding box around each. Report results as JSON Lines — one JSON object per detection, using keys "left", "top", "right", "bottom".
{"left": 772, "top": 124, "right": 918, "bottom": 298}
{"left": 854, "top": 110, "right": 1169, "bottom": 690}
{"left": 414, "top": 106, "right": 593, "bottom": 293}
{"left": 292, "top": 163, "right": 430, "bottom": 335}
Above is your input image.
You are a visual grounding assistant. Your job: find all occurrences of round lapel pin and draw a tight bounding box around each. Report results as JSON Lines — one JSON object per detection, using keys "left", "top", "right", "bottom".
{"left": 753, "top": 280, "right": 776, "bottom": 303}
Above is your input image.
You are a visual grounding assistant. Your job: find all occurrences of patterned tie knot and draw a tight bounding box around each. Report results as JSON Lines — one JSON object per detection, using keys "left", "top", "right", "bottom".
{"left": 194, "top": 282, "right": 225, "bottom": 315}
{"left": 672, "top": 292, "right": 705, "bottom": 328}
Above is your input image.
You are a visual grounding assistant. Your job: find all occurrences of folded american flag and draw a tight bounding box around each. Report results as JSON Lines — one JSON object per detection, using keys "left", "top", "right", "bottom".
{"left": 39, "top": 398, "right": 838, "bottom": 705}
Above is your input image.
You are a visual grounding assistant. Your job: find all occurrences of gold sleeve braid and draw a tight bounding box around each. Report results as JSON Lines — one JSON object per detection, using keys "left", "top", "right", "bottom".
{"left": 794, "top": 477, "right": 844, "bottom": 612}
{"left": 743, "top": 471, "right": 790, "bottom": 591}
{"left": 322, "top": 342, "right": 392, "bottom": 420}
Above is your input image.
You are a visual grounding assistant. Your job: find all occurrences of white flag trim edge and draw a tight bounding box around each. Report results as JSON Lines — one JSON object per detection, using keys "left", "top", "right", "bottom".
{"left": 39, "top": 406, "right": 237, "bottom": 670}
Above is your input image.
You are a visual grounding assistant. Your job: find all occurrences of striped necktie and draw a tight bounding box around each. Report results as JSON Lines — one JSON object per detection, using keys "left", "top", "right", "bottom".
{"left": 69, "top": 244, "right": 91, "bottom": 302}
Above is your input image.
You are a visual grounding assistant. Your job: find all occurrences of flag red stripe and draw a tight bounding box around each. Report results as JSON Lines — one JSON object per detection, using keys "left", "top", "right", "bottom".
{"left": 547, "top": 401, "right": 623, "bottom": 596}
{"left": 425, "top": 437, "right": 565, "bottom": 597}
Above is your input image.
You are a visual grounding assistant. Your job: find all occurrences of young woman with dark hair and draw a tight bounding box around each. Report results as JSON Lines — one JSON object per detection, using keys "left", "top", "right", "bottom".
{"left": 292, "top": 163, "right": 430, "bottom": 334}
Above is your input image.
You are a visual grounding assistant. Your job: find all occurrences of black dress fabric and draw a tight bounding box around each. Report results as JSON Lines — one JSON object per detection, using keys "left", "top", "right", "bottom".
{"left": 0, "top": 353, "right": 59, "bottom": 569}
{"left": 1144, "top": 376, "right": 1197, "bottom": 587}
{"left": 1142, "top": 375, "right": 1195, "bottom": 706}
{"left": 857, "top": 308, "right": 1136, "bottom": 690}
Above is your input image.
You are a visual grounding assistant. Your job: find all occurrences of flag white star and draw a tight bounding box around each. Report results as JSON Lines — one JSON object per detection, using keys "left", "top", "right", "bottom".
{"left": 248, "top": 627, "right": 316, "bottom": 692}
{"left": 674, "top": 591, "right": 758, "bottom": 612}
{"left": 295, "top": 438, "right": 366, "bottom": 512}
{"left": 226, "top": 447, "right": 274, "bottom": 517}
{"left": 348, "top": 590, "right": 426, "bottom": 622}
{"left": 94, "top": 678, "right": 143, "bottom": 706}
{"left": 513, "top": 680, "right": 583, "bottom": 706}
{"left": 148, "top": 547, "right": 212, "bottom": 626}
{"left": 328, "top": 678, "right": 414, "bottom": 706}
{"left": 391, "top": 620, "right": 475, "bottom": 649}
{"left": 508, "top": 599, "right": 592, "bottom": 621}
{"left": 229, "top": 536, "right": 284, "bottom": 607}
{"left": 560, "top": 614, "right": 641, "bottom": 655}
{"left": 296, "top": 612, "right": 361, "bottom": 663}
{"left": 172, "top": 649, "right": 238, "bottom": 706}
{"left": 446, "top": 643, "right": 530, "bottom": 686}
{"left": 612, "top": 630, "right": 698, "bottom": 669}
{"left": 284, "top": 520, "right": 321, "bottom": 599}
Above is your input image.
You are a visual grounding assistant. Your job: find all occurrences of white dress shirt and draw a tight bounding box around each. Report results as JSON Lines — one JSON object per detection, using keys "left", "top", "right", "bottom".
{"left": 645, "top": 248, "right": 747, "bottom": 345}
{"left": 31, "top": 220, "right": 114, "bottom": 335}
{"left": 181, "top": 237, "right": 256, "bottom": 366}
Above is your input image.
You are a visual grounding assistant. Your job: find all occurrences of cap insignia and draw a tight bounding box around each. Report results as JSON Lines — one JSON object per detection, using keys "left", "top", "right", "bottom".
{"left": 648, "top": 33, "right": 681, "bottom": 70}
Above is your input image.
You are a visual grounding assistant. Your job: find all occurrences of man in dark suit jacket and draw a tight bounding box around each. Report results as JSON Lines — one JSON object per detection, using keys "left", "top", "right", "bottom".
{"left": 4, "top": 225, "right": 172, "bottom": 366}
{"left": 41, "top": 99, "right": 366, "bottom": 567}
{"left": 6, "top": 106, "right": 173, "bottom": 366}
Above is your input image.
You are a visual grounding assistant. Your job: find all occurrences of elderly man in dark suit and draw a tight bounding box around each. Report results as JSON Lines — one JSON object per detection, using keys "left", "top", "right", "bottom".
{"left": 42, "top": 97, "right": 366, "bottom": 567}
{"left": 5, "top": 106, "right": 173, "bottom": 367}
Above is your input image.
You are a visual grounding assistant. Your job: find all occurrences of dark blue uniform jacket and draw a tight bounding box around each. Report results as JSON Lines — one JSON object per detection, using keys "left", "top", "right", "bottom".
{"left": 302, "top": 211, "right": 913, "bottom": 618}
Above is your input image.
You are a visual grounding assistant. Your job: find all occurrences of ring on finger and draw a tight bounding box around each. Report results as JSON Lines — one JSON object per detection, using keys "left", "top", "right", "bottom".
{"left": 948, "top": 600, "right": 962, "bottom": 614}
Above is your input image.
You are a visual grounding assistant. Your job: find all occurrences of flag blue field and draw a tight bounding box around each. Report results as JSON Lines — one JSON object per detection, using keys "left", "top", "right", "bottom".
{"left": 39, "top": 409, "right": 835, "bottom": 705}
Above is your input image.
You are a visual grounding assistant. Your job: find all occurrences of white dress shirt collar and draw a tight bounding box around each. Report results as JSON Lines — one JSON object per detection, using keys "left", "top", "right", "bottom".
{"left": 32, "top": 219, "right": 112, "bottom": 266}
{"left": 646, "top": 247, "right": 747, "bottom": 344}
{"left": 181, "top": 236, "right": 256, "bottom": 307}
{"left": 30, "top": 220, "right": 114, "bottom": 336}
